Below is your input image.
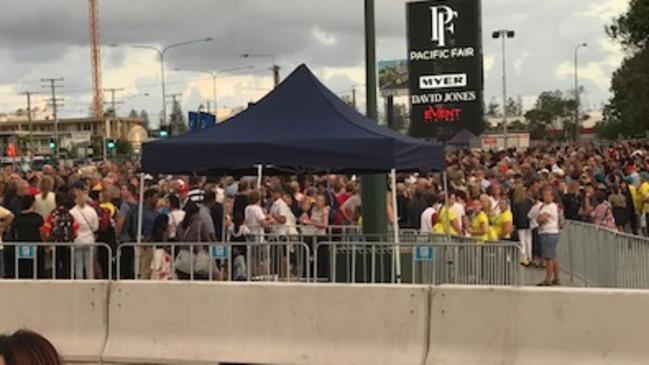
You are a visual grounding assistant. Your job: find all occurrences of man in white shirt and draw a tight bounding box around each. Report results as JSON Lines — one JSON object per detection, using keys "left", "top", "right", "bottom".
{"left": 536, "top": 187, "right": 561, "bottom": 286}
{"left": 451, "top": 191, "right": 466, "bottom": 234}
{"left": 270, "top": 185, "right": 293, "bottom": 237}
{"left": 419, "top": 192, "right": 438, "bottom": 234}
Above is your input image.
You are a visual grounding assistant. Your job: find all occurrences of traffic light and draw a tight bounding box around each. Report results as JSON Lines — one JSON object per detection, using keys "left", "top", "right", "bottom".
{"left": 159, "top": 127, "right": 169, "bottom": 138}
{"left": 106, "top": 139, "right": 116, "bottom": 151}
{"left": 48, "top": 138, "right": 57, "bottom": 150}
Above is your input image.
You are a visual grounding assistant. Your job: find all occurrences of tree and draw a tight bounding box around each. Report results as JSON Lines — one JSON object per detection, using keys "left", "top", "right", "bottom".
{"left": 600, "top": 1, "right": 649, "bottom": 139}
{"left": 524, "top": 90, "right": 576, "bottom": 140}
{"left": 139, "top": 110, "right": 150, "bottom": 130}
{"left": 505, "top": 97, "right": 520, "bottom": 118}
{"left": 128, "top": 109, "right": 138, "bottom": 118}
{"left": 487, "top": 97, "right": 500, "bottom": 117}
{"left": 599, "top": 46, "right": 649, "bottom": 139}
{"left": 607, "top": 0, "right": 649, "bottom": 50}
{"left": 169, "top": 100, "right": 187, "bottom": 136}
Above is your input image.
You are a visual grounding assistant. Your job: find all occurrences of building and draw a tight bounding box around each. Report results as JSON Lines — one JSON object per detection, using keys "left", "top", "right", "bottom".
{"left": 0, "top": 116, "right": 146, "bottom": 157}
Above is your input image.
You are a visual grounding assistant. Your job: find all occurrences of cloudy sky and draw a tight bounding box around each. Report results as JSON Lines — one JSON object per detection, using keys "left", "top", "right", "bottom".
{"left": 0, "top": 0, "right": 629, "bottom": 124}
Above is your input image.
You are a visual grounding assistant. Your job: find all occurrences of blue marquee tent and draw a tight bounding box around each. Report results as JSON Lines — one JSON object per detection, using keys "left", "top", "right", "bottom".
{"left": 141, "top": 64, "right": 445, "bottom": 175}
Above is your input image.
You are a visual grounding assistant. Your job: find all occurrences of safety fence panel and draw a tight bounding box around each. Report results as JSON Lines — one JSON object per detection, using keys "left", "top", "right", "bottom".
{"left": 116, "top": 241, "right": 310, "bottom": 282}
{"left": 314, "top": 241, "right": 522, "bottom": 286}
{"left": 0, "top": 242, "right": 112, "bottom": 280}
{"left": 559, "top": 221, "right": 649, "bottom": 289}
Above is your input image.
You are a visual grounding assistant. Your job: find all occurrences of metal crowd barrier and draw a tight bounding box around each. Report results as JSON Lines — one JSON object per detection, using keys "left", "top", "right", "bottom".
{"left": 314, "top": 241, "right": 522, "bottom": 286}
{"left": 116, "top": 241, "right": 311, "bottom": 282}
{"left": 0, "top": 242, "right": 112, "bottom": 280}
{"left": 559, "top": 221, "right": 649, "bottom": 289}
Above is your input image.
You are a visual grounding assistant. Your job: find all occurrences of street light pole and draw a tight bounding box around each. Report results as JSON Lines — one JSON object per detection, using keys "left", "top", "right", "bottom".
{"left": 241, "top": 54, "right": 279, "bottom": 87}
{"left": 575, "top": 43, "right": 587, "bottom": 141}
{"left": 110, "top": 37, "right": 213, "bottom": 128}
{"left": 492, "top": 30, "right": 515, "bottom": 149}
{"left": 174, "top": 66, "right": 253, "bottom": 120}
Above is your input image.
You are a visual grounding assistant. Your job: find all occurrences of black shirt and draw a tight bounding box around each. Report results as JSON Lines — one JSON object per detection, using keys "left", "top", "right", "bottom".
{"left": 407, "top": 196, "right": 428, "bottom": 230}
{"left": 13, "top": 212, "right": 44, "bottom": 242}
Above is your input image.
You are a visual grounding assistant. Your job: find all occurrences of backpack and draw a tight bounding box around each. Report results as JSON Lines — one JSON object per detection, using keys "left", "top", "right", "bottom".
{"left": 96, "top": 205, "right": 113, "bottom": 233}
{"left": 51, "top": 210, "right": 76, "bottom": 242}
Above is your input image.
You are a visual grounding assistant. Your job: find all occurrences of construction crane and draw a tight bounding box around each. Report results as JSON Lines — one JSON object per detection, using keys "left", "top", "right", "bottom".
{"left": 89, "top": 0, "right": 104, "bottom": 118}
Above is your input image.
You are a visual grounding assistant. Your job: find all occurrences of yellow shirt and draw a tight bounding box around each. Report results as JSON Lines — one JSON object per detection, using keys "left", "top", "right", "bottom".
{"left": 432, "top": 206, "right": 458, "bottom": 236}
{"left": 630, "top": 185, "right": 641, "bottom": 214}
{"left": 492, "top": 209, "right": 513, "bottom": 240}
{"left": 471, "top": 211, "right": 489, "bottom": 242}
{"left": 640, "top": 182, "right": 649, "bottom": 213}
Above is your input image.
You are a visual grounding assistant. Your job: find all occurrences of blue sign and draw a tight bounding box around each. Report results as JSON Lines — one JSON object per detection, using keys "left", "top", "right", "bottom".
{"left": 415, "top": 246, "right": 434, "bottom": 262}
{"left": 17, "top": 246, "right": 35, "bottom": 259}
{"left": 188, "top": 112, "right": 217, "bottom": 133}
{"left": 211, "top": 245, "right": 228, "bottom": 259}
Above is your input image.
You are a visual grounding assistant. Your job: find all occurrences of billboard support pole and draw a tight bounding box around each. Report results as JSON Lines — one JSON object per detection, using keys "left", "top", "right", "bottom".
{"left": 361, "top": 0, "right": 388, "bottom": 240}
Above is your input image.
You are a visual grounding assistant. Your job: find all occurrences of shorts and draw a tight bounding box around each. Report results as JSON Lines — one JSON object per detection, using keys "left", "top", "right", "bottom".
{"left": 539, "top": 233, "right": 560, "bottom": 259}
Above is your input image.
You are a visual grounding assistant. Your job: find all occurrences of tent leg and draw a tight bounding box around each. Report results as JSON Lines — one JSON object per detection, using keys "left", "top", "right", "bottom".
{"left": 391, "top": 169, "right": 401, "bottom": 284}
{"left": 443, "top": 171, "right": 450, "bottom": 240}
{"left": 135, "top": 173, "right": 145, "bottom": 280}
{"left": 257, "top": 165, "right": 263, "bottom": 189}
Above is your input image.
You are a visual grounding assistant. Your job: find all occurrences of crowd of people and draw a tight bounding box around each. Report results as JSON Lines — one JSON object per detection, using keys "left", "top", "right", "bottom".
{"left": 0, "top": 141, "right": 647, "bottom": 285}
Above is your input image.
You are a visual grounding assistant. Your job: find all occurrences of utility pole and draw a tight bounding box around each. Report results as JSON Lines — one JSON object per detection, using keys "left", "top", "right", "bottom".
{"left": 41, "top": 78, "right": 64, "bottom": 160}
{"left": 21, "top": 91, "right": 38, "bottom": 157}
{"left": 103, "top": 88, "right": 124, "bottom": 116}
{"left": 361, "top": 0, "right": 388, "bottom": 237}
{"left": 102, "top": 88, "right": 123, "bottom": 161}
{"left": 574, "top": 43, "right": 588, "bottom": 141}
{"left": 166, "top": 93, "right": 183, "bottom": 134}
{"left": 272, "top": 65, "right": 281, "bottom": 87}
{"left": 351, "top": 86, "right": 357, "bottom": 110}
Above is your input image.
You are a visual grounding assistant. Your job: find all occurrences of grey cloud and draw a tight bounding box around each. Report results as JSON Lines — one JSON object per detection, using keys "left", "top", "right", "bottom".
{"left": 0, "top": 0, "right": 626, "bottom": 118}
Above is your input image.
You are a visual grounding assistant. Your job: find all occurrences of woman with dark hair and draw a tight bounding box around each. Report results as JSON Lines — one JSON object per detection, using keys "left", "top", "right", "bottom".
{"left": 175, "top": 201, "right": 213, "bottom": 280}
{"left": 166, "top": 194, "right": 185, "bottom": 242}
{"left": 0, "top": 330, "right": 63, "bottom": 365}
{"left": 42, "top": 192, "right": 79, "bottom": 279}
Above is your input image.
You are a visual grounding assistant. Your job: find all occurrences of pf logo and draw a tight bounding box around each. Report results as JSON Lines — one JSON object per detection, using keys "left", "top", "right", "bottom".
{"left": 430, "top": 5, "right": 458, "bottom": 47}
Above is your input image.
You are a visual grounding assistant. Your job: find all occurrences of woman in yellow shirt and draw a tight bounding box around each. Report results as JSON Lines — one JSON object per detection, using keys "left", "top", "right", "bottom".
{"left": 491, "top": 198, "right": 514, "bottom": 241}
{"left": 432, "top": 195, "right": 461, "bottom": 236}
{"left": 468, "top": 195, "right": 490, "bottom": 242}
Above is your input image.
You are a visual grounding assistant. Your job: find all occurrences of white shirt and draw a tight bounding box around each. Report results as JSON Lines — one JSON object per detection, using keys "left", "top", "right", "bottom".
{"left": 270, "top": 199, "right": 295, "bottom": 236}
{"left": 420, "top": 207, "right": 437, "bottom": 234}
{"left": 34, "top": 193, "right": 56, "bottom": 220}
{"left": 452, "top": 202, "right": 465, "bottom": 230}
{"left": 168, "top": 210, "right": 186, "bottom": 239}
{"left": 70, "top": 205, "right": 99, "bottom": 244}
{"left": 244, "top": 204, "right": 266, "bottom": 236}
{"left": 527, "top": 202, "right": 542, "bottom": 229}
{"left": 537, "top": 202, "right": 560, "bottom": 234}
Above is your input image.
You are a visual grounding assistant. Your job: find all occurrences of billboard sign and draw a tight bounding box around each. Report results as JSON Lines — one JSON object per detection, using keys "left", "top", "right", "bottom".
{"left": 407, "top": 0, "right": 483, "bottom": 139}
{"left": 379, "top": 60, "right": 409, "bottom": 97}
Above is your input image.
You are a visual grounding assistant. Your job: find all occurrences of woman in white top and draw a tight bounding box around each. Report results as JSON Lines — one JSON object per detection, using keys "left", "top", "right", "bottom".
{"left": 535, "top": 187, "right": 561, "bottom": 286}
{"left": 303, "top": 194, "right": 329, "bottom": 236}
{"left": 166, "top": 194, "right": 185, "bottom": 241}
{"left": 34, "top": 176, "right": 56, "bottom": 220}
{"left": 244, "top": 191, "right": 272, "bottom": 240}
{"left": 69, "top": 191, "right": 99, "bottom": 279}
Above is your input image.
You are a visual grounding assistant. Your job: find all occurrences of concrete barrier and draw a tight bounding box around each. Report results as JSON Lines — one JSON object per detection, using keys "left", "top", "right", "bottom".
{"left": 427, "top": 286, "right": 649, "bottom": 365}
{"left": 0, "top": 280, "right": 108, "bottom": 363}
{"left": 102, "top": 282, "right": 429, "bottom": 365}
